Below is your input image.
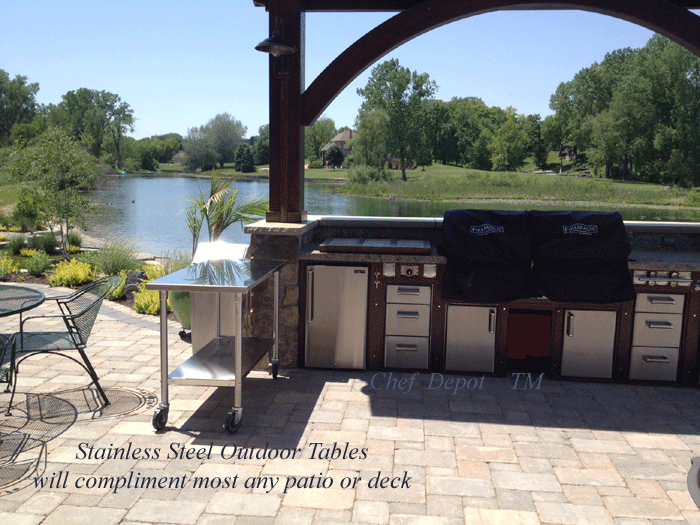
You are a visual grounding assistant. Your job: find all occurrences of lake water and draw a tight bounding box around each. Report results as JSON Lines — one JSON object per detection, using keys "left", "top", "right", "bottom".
{"left": 87, "top": 175, "right": 700, "bottom": 257}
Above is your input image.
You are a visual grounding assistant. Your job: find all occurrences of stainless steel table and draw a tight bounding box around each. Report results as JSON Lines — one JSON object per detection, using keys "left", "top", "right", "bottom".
{"left": 145, "top": 258, "right": 285, "bottom": 433}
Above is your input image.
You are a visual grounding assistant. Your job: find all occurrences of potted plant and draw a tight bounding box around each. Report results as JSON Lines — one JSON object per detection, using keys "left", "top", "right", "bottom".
{"left": 170, "top": 173, "right": 268, "bottom": 339}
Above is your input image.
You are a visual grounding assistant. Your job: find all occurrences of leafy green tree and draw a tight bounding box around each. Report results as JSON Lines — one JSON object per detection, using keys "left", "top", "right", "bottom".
{"left": 183, "top": 125, "right": 218, "bottom": 171}
{"left": 51, "top": 88, "right": 134, "bottom": 167}
{"left": 357, "top": 58, "right": 438, "bottom": 181}
{"left": 238, "top": 144, "right": 256, "bottom": 173}
{"left": 254, "top": 141, "right": 269, "bottom": 165}
{"left": 423, "top": 99, "right": 459, "bottom": 165}
{"left": 208, "top": 113, "right": 247, "bottom": 168}
{"left": 9, "top": 127, "right": 95, "bottom": 257}
{"left": 305, "top": 116, "right": 336, "bottom": 159}
{"left": 348, "top": 109, "right": 389, "bottom": 166}
{"left": 326, "top": 145, "right": 345, "bottom": 169}
{"left": 489, "top": 108, "right": 530, "bottom": 172}
{"left": 526, "top": 114, "right": 548, "bottom": 169}
{"left": 0, "top": 70, "right": 39, "bottom": 146}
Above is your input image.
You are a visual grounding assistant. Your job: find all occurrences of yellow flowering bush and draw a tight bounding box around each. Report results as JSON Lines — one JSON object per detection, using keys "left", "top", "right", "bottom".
{"left": 20, "top": 248, "right": 39, "bottom": 257}
{"left": 0, "top": 256, "right": 19, "bottom": 280}
{"left": 48, "top": 258, "right": 94, "bottom": 288}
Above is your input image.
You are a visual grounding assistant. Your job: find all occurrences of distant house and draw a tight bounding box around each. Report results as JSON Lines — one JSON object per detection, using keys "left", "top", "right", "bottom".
{"left": 321, "top": 129, "right": 355, "bottom": 164}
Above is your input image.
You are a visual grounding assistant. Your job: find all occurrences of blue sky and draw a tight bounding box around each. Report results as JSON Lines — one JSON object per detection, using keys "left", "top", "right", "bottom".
{"left": 2, "top": 1, "right": 694, "bottom": 140}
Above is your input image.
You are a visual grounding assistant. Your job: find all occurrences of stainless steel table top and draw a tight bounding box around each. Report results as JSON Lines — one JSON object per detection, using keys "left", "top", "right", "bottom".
{"left": 0, "top": 285, "right": 45, "bottom": 317}
{"left": 145, "top": 258, "right": 286, "bottom": 293}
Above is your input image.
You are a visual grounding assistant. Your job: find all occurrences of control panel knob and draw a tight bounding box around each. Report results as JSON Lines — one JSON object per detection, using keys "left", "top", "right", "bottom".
{"left": 405, "top": 268, "right": 414, "bottom": 276}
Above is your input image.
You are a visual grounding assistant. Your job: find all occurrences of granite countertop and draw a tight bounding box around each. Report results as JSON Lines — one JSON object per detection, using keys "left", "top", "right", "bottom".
{"left": 628, "top": 251, "right": 700, "bottom": 271}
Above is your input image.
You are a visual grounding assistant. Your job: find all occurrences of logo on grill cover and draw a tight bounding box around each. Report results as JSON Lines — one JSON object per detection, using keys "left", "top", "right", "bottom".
{"left": 470, "top": 224, "right": 505, "bottom": 236}
{"left": 562, "top": 224, "right": 598, "bottom": 235}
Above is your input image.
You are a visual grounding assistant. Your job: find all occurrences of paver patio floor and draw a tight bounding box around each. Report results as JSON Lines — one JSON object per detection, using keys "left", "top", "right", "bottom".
{"left": 2, "top": 283, "right": 700, "bottom": 524}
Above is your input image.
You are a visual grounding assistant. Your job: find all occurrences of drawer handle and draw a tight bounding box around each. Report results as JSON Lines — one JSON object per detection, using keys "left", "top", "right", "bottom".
{"left": 488, "top": 309, "right": 496, "bottom": 334}
{"left": 646, "top": 320, "right": 674, "bottom": 329}
{"left": 396, "top": 344, "right": 418, "bottom": 352}
{"left": 397, "top": 287, "right": 421, "bottom": 295}
{"left": 642, "top": 355, "right": 671, "bottom": 364}
{"left": 397, "top": 311, "right": 420, "bottom": 319}
{"left": 648, "top": 296, "right": 676, "bottom": 305}
{"left": 566, "top": 311, "right": 575, "bottom": 337}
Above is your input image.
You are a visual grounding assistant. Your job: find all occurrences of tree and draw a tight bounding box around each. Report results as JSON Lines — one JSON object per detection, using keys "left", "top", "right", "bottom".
{"left": 0, "top": 70, "right": 39, "bottom": 146}
{"left": 235, "top": 144, "right": 255, "bottom": 173}
{"left": 51, "top": 88, "right": 134, "bottom": 167}
{"left": 326, "top": 145, "right": 345, "bottom": 169}
{"left": 489, "top": 108, "right": 530, "bottom": 172}
{"left": 526, "top": 114, "right": 548, "bottom": 170}
{"left": 208, "top": 113, "right": 247, "bottom": 168}
{"left": 348, "top": 109, "right": 389, "bottom": 166}
{"left": 305, "top": 116, "right": 336, "bottom": 159}
{"left": 357, "top": 58, "right": 437, "bottom": 180}
{"left": 9, "top": 127, "right": 96, "bottom": 257}
{"left": 183, "top": 125, "right": 218, "bottom": 171}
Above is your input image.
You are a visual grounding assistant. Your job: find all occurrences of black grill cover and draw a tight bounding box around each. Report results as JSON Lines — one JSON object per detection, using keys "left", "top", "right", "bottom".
{"left": 442, "top": 210, "right": 534, "bottom": 303}
{"left": 530, "top": 211, "right": 635, "bottom": 303}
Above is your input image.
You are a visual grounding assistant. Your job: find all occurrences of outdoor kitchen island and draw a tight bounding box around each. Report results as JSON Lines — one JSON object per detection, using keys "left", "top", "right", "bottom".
{"left": 245, "top": 216, "right": 700, "bottom": 387}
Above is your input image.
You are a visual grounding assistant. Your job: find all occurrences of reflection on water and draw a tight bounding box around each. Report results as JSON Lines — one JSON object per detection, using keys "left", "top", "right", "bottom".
{"left": 87, "top": 175, "right": 700, "bottom": 257}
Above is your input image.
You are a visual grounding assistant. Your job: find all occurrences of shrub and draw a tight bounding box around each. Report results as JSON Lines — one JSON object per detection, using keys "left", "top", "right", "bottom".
{"left": 107, "top": 270, "right": 128, "bottom": 300}
{"left": 348, "top": 165, "right": 392, "bottom": 184}
{"left": 0, "top": 256, "right": 19, "bottom": 280}
{"left": 0, "top": 235, "right": 7, "bottom": 242}
{"left": 9, "top": 234, "right": 26, "bottom": 255}
{"left": 26, "top": 252, "right": 51, "bottom": 276}
{"left": 67, "top": 231, "right": 82, "bottom": 248}
{"left": 20, "top": 248, "right": 39, "bottom": 257}
{"left": 94, "top": 239, "right": 142, "bottom": 275}
{"left": 48, "top": 258, "right": 94, "bottom": 287}
{"left": 132, "top": 264, "right": 171, "bottom": 314}
{"left": 27, "top": 233, "right": 56, "bottom": 252}
{"left": 73, "top": 250, "right": 99, "bottom": 268}
{"left": 308, "top": 159, "right": 324, "bottom": 169}
{"left": 9, "top": 226, "right": 22, "bottom": 233}
{"left": 161, "top": 250, "right": 192, "bottom": 275}
{"left": 68, "top": 244, "right": 81, "bottom": 254}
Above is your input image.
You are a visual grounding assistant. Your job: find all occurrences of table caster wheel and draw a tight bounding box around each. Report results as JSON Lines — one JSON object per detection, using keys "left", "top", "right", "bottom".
{"left": 224, "top": 410, "right": 242, "bottom": 434}
{"left": 152, "top": 407, "right": 168, "bottom": 431}
{"left": 271, "top": 362, "right": 279, "bottom": 379}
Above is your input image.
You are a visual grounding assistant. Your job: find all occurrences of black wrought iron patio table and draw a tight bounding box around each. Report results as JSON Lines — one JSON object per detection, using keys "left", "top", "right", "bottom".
{"left": 0, "top": 285, "right": 45, "bottom": 442}
{"left": 146, "top": 258, "right": 285, "bottom": 433}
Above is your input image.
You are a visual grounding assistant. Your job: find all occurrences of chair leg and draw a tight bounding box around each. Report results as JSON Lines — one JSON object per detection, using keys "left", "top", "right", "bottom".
{"left": 78, "top": 348, "right": 110, "bottom": 406}
{"left": 6, "top": 360, "right": 20, "bottom": 417}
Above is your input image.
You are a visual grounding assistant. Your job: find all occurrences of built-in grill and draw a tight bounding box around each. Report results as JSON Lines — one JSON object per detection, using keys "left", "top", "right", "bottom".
{"left": 442, "top": 209, "right": 533, "bottom": 303}
{"left": 530, "top": 210, "right": 635, "bottom": 304}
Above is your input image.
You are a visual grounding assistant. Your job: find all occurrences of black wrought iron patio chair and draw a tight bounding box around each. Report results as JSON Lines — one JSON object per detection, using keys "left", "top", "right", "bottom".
{"left": 6, "top": 276, "right": 123, "bottom": 416}
{"left": 0, "top": 334, "right": 12, "bottom": 389}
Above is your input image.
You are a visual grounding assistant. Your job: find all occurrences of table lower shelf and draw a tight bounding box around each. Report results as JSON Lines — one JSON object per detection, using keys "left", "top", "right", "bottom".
{"left": 168, "top": 336, "right": 273, "bottom": 387}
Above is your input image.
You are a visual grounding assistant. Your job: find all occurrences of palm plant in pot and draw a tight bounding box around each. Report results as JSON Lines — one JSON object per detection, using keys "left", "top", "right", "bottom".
{"left": 170, "top": 173, "right": 268, "bottom": 338}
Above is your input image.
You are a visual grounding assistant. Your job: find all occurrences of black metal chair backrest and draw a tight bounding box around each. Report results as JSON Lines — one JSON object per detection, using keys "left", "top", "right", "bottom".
{"left": 57, "top": 276, "right": 120, "bottom": 348}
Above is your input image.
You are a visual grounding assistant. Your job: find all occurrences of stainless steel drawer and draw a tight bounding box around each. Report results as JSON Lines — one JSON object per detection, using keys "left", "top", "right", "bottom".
{"left": 632, "top": 312, "right": 682, "bottom": 348}
{"left": 629, "top": 346, "right": 679, "bottom": 381}
{"left": 386, "top": 285, "right": 431, "bottom": 305}
{"left": 635, "top": 293, "right": 684, "bottom": 314}
{"left": 385, "top": 304, "right": 431, "bottom": 337}
{"left": 385, "top": 336, "right": 429, "bottom": 368}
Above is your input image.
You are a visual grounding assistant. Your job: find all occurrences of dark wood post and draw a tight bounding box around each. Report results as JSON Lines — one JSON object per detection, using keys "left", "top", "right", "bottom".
{"left": 266, "top": 0, "right": 306, "bottom": 223}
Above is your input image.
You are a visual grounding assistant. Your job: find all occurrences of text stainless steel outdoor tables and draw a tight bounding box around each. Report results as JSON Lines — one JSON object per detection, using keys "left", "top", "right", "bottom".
{"left": 145, "top": 258, "right": 285, "bottom": 433}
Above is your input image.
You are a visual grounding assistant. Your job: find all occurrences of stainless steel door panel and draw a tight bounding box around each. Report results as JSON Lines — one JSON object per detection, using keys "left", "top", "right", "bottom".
{"left": 386, "top": 285, "right": 431, "bottom": 305}
{"left": 445, "top": 305, "right": 496, "bottom": 373}
{"left": 305, "top": 266, "right": 368, "bottom": 369}
{"left": 632, "top": 312, "right": 682, "bottom": 348}
{"left": 561, "top": 310, "right": 616, "bottom": 379}
{"left": 385, "top": 304, "right": 431, "bottom": 337}
{"left": 629, "top": 346, "right": 679, "bottom": 381}
{"left": 635, "top": 293, "right": 685, "bottom": 314}
{"left": 385, "top": 336, "right": 429, "bottom": 368}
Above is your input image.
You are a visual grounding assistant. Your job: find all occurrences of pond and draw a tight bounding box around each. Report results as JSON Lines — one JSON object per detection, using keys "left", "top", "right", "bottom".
{"left": 86, "top": 175, "right": 700, "bottom": 257}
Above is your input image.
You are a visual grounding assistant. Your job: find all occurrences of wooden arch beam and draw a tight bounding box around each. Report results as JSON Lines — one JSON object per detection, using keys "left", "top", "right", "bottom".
{"left": 301, "top": 0, "right": 700, "bottom": 126}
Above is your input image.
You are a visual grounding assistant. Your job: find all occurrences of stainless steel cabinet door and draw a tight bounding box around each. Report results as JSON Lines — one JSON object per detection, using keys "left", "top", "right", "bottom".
{"left": 445, "top": 305, "right": 497, "bottom": 373}
{"left": 305, "top": 265, "right": 368, "bottom": 369}
{"left": 561, "top": 309, "right": 617, "bottom": 378}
